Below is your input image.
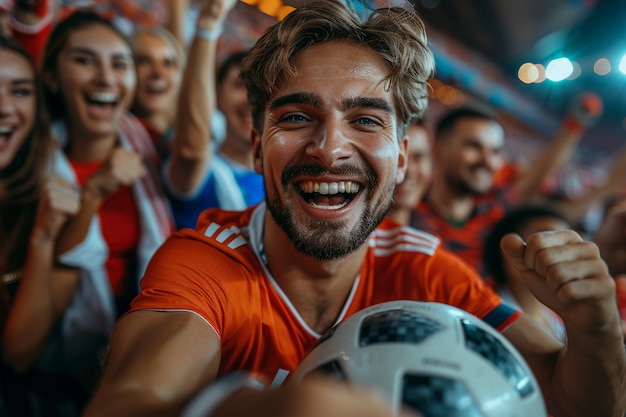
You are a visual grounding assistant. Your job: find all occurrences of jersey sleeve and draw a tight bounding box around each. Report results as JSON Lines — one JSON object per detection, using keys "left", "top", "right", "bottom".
{"left": 424, "top": 248, "right": 520, "bottom": 331}
{"left": 128, "top": 229, "right": 255, "bottom": 341}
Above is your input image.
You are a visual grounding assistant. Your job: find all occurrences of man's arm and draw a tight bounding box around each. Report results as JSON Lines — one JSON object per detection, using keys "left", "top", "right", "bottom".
{"left": 554, "top": 145, "right": 626, "bottom": 226}
{"left": 167, "top": 0, "right": 236, "bottom": 194}
{"left": 501, "top": 230, "right": 626, "bottom": 417}
{"left": 512, "top": 92, "right": 602, "bottom": 203}
{"left": 84, "top": 310, "right": 417, "bottom": 417}
{"left": 83, "top": 310, "right": 221, "bottom": 417}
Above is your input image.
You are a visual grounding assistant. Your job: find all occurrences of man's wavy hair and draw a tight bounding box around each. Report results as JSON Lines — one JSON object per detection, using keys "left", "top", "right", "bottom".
{"left": 240, "top": 1, "right": 435, "bottom": 138}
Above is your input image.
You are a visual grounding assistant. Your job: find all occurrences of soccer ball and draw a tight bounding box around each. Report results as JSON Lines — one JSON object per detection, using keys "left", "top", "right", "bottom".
{"left": 289, "top": 300, "right": 547, "bottom": 417}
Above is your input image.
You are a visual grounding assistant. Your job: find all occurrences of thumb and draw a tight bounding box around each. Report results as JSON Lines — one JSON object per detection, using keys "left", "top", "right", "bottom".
{"left": 499, "top": 233, "right": 529, "bottom": 272}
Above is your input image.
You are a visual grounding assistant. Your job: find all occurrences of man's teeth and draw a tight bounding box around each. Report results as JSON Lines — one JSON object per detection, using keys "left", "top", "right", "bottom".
{"left": 0, "top": 125, "right": 13, "bottom": 134}
{"left": 310, "top": 201, "right": 349, "bottom": 210}
{"left": 299, "top": 180, "right": 360, "bottom": 195}
{"left": 89, "top": 92, "right": 117, "bottom": 104}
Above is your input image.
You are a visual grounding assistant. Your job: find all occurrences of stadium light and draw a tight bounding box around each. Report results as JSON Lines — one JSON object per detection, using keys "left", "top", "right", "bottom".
{"left": 619, "top": 54, "right": 626, "bottom": 74}
{"left": 545, "top": 57, "right": 573, "bottom": 82}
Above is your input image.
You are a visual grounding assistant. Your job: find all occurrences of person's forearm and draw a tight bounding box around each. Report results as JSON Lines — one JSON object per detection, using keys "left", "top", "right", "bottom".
{"left": 557, "top": 145, "right": 626, "bottom": 224}
{"left": 168, "top": 17, "right": 219, "bottom": 193}
{"left": 513, "top": 124, "right": 582, "bottom": 203}
{"left": 166, "top": 0, "right": 189, "bottom": 46}
{"left": 2, "top": 232, "right": 57, "bottom": 371}
{"left": 551, "top": 318, "right": 626, "bottom": 417}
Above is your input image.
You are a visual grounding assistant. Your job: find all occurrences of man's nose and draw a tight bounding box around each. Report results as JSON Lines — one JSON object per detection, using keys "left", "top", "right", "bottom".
{"left": 305, "top": 121, "right": 354, "bottom": 167}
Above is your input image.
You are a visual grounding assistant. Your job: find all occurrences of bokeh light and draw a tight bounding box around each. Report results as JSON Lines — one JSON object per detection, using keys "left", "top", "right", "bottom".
{"left": 545, "top": 58, "right": 573, "bottom": 82}
{"left": 518, "top": 62, "right": 539, "bottom": 84}
{"left": 593, "top": 58, "right": 611, "bottom": 76}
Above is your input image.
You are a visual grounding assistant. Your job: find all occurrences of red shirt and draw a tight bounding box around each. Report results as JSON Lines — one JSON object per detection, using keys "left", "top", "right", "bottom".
{"left": 70, "top": 159, "right": 140, "bottom": 298}
{"left": 411, "top": 188, "right": 515, "bottom": 280}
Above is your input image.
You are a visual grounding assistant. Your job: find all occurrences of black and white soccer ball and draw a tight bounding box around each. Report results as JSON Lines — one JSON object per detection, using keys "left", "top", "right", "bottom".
{"left": 290, "top": 300, "right": 547, "bottom": 417}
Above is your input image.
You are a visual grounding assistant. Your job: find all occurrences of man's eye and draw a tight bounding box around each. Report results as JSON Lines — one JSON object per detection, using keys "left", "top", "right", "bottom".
{"left": 282, "top": 114, "right": 309, "bottom": 123}
{"left": 355, "top": 117, "right": 380, "bottom": 126}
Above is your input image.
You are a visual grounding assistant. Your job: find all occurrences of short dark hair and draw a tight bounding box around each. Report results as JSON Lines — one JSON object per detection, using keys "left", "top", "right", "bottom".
{"left": 482, "top": 204, "right": 570, "bottom": 286}
{"left": 217, "top": 50, "right": 248, "bottom": 88}
{"left": 435, "top": 105, "right": 499, "bottom": 141}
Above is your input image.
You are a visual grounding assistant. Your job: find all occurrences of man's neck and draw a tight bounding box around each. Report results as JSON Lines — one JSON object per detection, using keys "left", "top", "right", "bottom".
{"left": 386, "top": 206, "right": 411, "bottom": 226}
{"left": 427, "top": 180, "right": 475, "bottom": 224}
{"left": 262, "top": 216, "right": 366, "bottom": 334}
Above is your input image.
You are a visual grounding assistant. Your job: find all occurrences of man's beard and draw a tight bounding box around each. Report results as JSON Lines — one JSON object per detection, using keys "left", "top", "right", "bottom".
{"left": 265, "top": 164, "right": 393, "bottom": 261}
{"left": 446, "top": 167, "right": 492, "bottom": 196}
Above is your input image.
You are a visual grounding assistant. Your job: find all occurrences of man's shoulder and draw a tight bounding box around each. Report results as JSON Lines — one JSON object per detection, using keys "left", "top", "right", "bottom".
{"left": 194, "top": 205, "right": 256, "bottom": 232}
{"left": 372, "top": 219, "right": 441, "bottom": 257}
{"left": 161, "top": 206, "right": 259, "bottom": 261}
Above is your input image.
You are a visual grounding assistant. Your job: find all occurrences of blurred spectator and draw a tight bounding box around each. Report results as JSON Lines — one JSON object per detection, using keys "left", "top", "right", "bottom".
{"left": 0, "top": 34, "right": 83, "bottom": 417}
{"left": 165, "top": 0, "right": 263, "bottom": 229}
{"left": 37, "top": 10, "right": 173, "bottom": 390}
{"left": 386, "top": 118, "right": 432, "bottom": 226}
{"left": 130, "top": 25, "right": 185, "bottom": 165}
{"left": 412, "top": 96, "right": 601, "bottom": 279}
{"left": 482, "top": 204, "right": 571, "bottom": 341}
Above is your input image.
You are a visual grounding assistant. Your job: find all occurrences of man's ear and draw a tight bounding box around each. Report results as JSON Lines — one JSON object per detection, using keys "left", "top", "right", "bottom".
{"left": 396, "top": 135, "right": 409, "bottom": 184}
{"left": 252, "top": 128, "right": 263, "bottom": 174}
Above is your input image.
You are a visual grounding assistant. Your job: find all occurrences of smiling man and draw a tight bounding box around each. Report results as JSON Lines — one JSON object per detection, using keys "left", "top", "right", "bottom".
{"left": 83, "top": 1, "right": 626, "bottom": 417}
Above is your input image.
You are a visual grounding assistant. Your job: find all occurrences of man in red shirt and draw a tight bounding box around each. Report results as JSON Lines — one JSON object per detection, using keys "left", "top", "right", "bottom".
{"left": 83, "top": 1, "right": 626, "bottom": 417}
{"left": 413, "top": 103, "right": 598, "bottom": 278}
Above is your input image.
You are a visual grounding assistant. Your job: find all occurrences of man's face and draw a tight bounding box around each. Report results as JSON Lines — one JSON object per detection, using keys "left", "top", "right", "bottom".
{"left": 253, "top": 40, "right": 408, "bottom": 261}
{"left": 436, "top": 117, "right": 504, "bottom": 195}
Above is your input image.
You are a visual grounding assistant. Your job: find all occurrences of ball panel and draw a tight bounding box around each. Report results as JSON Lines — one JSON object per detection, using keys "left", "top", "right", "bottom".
{"left": 402, "top": 374, "right": 485, "bottom": 417}
{"left": 359, "top": 309, "right": 443, "bottom": 347}
{"left": 461, "top": 319, "right": 535, "bottom": 397}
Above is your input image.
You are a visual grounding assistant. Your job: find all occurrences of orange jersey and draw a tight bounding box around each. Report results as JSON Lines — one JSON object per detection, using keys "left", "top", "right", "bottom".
{"left": 131, "top": 204, "right": 518, "bottom": 385}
